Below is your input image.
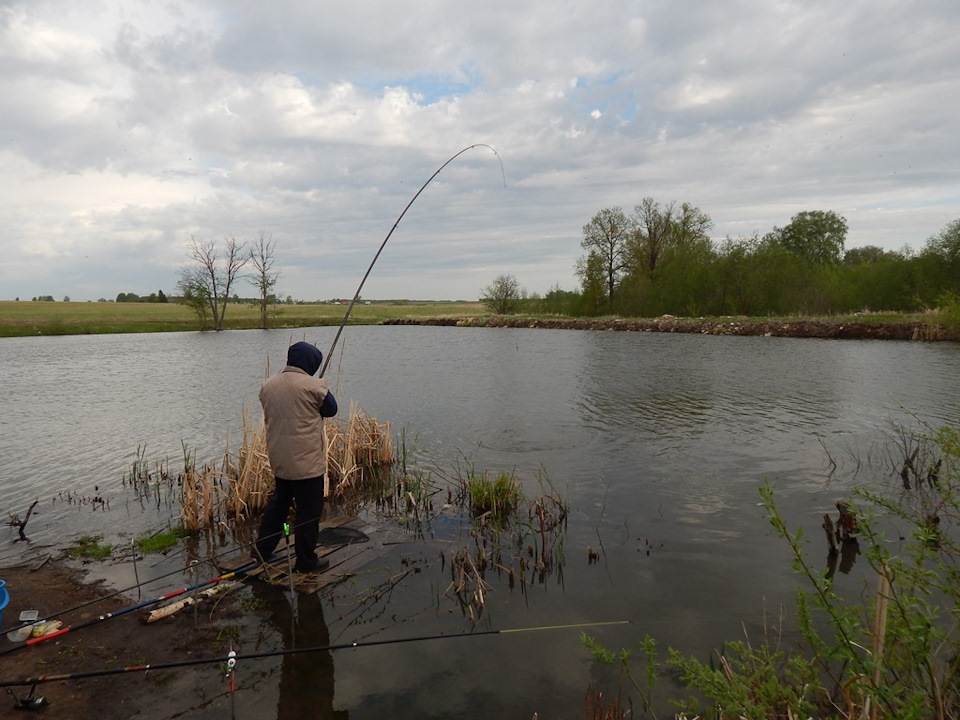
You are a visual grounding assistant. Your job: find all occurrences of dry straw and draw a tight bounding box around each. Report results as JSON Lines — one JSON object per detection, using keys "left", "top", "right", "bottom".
{"left": 179, "top": 405, "right": 394, "bottom": 532}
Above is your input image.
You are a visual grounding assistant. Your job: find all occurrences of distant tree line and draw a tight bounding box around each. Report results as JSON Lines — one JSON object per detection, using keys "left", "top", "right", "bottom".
{"left": 116, "top": 290, "right": 168, "bottom": 303}
{"left": 483, "top": 203, "right": 960, "bottom": 318}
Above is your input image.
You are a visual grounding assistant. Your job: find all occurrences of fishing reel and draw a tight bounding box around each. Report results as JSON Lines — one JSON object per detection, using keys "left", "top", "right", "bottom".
{"left": 5, "top": 684, "right": 50, "bottom": 711}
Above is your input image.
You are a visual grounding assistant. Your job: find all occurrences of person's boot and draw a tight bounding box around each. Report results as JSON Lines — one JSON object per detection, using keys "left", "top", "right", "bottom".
{"left": 294, "top": 555, "right": 330, "bottom": 573}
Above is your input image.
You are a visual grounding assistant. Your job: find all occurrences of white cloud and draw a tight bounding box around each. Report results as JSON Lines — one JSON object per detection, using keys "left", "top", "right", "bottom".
{"left": 0, "top": 0, "right": 958, "bottom": 301}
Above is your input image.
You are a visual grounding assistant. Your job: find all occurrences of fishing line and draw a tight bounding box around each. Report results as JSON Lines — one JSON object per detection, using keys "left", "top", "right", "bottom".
{"left": 0, "top": 620, "right": 628, "bottom": 687}
{"left": 320, "top": 143, "right": 504, "bottom": 377}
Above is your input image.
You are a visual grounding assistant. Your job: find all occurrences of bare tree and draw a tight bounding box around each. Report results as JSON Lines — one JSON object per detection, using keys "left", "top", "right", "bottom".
{"left": 177, "top": 235, "right": 248, "bottom": 331}
{"left": 248, "top": 230, "right": 280, "bottom": 329}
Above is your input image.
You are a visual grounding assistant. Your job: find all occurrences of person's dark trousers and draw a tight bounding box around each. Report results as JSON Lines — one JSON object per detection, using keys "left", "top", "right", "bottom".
{"left": 255, "top": 475, "right": 324, "bottom": 571}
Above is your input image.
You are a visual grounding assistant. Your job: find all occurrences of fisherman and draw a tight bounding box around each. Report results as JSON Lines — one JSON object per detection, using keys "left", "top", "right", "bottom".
{"left": 253, "top": 341, "right": 338, "bottom": 572}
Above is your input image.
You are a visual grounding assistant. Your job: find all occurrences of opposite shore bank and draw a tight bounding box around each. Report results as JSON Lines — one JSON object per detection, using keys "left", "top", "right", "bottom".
{"left": 384, "top": 315, "right": 952, "bottom": 341}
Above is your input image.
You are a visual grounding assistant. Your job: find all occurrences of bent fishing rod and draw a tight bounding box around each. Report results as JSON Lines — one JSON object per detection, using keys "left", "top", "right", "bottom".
{"left": 1, "top": 145, "right": 503, "bottom": 655}
{"left": 320, "top": 143, "right": 504, "bottom": 378}
{"left": 0, "top": 620, "right": 628, "bottom": 687}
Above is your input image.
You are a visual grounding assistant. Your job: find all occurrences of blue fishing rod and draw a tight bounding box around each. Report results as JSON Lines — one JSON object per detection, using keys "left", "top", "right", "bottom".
{"left": 320, "top": 143, "right": 504, "bottom": 377}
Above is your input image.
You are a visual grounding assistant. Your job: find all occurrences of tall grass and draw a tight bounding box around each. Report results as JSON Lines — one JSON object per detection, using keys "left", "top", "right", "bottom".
{"left": 178, "top": 408, "right": 395, "bottom": 532}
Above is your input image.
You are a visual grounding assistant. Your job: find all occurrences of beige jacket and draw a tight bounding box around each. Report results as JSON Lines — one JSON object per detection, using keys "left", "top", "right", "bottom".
{"left": 259, "top": 366, "right": 331, "bottom": 480}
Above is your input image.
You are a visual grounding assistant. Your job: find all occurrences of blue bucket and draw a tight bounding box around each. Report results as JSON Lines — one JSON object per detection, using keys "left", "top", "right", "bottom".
{"left": 0, "top": 579, "right": 8, "bottom": 627}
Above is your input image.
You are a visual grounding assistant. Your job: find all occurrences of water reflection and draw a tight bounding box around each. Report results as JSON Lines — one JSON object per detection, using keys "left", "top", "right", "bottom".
{"left": 826, "top": 540, "right": 861, "bottom": 579}
{"left": 251, "top": 582, "right": 345, "bottom": 719}
{"left": 4, "top": 328, "right": 960, "bottom": 717}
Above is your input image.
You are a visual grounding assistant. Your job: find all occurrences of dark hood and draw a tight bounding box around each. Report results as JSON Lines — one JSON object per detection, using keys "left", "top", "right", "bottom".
{"left": 286, "top": 342, "right": 323, "bottom": 376}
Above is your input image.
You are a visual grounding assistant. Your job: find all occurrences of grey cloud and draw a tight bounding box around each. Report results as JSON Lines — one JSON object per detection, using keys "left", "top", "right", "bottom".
{"left": 0, "top": 0, "right": 958, "bottom": 302}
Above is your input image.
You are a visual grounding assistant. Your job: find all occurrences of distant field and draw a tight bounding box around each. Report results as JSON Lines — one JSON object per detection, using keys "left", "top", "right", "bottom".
{"left": 0, "top": 300, "right": 488, "bottom": 337}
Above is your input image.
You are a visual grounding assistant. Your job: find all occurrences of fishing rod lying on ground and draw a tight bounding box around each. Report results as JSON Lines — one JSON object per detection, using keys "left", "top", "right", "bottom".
{"left": 320, "top": 143, "right": 504, "bottom": 378}
{"left": 0, "top": 620, "right": 628, "bottom": 688}
{"left": 0, "top": 518, "right": 318, "bottom": 645}
{"left": 0, "top": 553, "right": 280, "bottom": 659}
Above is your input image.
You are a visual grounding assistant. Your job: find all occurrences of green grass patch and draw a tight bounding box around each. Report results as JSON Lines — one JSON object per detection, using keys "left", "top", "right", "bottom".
{"left": 134, "top": 526, "right": 190, "bottom": 554}
{"left": 1, "top": 300, "right": 936, "bottom": 338}
{"left": 467, "top": 470, "right": 523, "bottom": 526}
{"left": 240, "top": 596, "right": 268, "bottom": 612}
{"left": 65, "top": 535, "right": 114, "bottom": 561}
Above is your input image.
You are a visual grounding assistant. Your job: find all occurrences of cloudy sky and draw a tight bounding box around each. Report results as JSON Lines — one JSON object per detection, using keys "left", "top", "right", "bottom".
{"left": 2, "top": 1, "right": 957, "bottom": 302}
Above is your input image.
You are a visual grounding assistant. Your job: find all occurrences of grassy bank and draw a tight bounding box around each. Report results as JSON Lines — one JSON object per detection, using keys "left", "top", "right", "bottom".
{"left": 0, "top": 300, "right": 948, "bottom": 340}
{"left": 0, "top": 300, "right": 487, "bottom": 337}
{"left": 401, "top": 312, "right": 951, "bottom": 340}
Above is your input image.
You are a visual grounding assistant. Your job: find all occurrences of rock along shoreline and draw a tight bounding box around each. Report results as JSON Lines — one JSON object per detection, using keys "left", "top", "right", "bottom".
{"left": 383, "top": 315, "right": 949, "bottom": 342}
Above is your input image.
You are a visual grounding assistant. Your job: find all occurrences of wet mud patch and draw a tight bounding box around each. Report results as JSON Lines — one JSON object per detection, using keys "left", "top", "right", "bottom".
{"left": 0, "top": 561, "right": 250, "bottom": 719}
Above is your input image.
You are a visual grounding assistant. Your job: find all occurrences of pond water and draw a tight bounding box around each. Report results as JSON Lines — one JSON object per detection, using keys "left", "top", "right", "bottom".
{"left": 2, "top": 326, "right": 959, "bottom": 717}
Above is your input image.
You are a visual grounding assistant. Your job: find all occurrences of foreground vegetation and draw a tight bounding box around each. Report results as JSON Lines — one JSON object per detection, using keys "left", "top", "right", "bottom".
{"left": 582, "top": 420, "right": 960, "bottom": 719}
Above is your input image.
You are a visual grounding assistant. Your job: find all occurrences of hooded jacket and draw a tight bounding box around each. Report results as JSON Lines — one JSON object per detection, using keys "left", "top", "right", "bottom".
{"left": 259, "top": 342, "right": 338, "bottom": 481}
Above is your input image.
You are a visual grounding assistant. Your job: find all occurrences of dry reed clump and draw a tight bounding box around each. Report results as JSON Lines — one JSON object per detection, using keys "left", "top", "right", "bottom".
{"left": 324, "top": 402, "right": 395, "bottom": 495}
{"left": 180, "top": 460, "right": 223, "bottom": 533}
{"left": 179, "top": 406, "right": 395, "bottom": 532}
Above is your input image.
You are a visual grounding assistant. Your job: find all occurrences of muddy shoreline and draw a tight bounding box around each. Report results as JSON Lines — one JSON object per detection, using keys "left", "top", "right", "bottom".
{"left": 0, "top": 560, "right": 246, "bottom": 719}
{"left": 384, "top": 315, "right": 949, "bottom": 341}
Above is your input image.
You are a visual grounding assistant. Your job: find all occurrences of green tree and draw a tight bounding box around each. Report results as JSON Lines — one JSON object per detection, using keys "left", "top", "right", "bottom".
{"left": 480, "top": 273, "right": 525, "bottom": 314}
{"left": 715, "top": 234, "right": 759, "bottom": 315}
{"left": 578, "top": 207, "right": 631, "bottom": 312}
{"left": 618, "top": 198, "right": 713, "bottom": 316}
{"left": 179, "top": 284, "right": 211, "bottom": 329}
{"left": 654, "top": 202, "right": 715, "bottom": 315}
{"left": 843, "top": 245, "right": 888, "bottom": 266}
{"left": 918, "top": 218, "right": 960, "bottom": 301}
{"left": 772, "top": 210, "right": 847, "bottom": 265}
{"left": 924, "top": 218, "right": 960, "bottom": 263}
{"left": 840, "top": 246, "right": 918, "bottom": 311}
{"left": 540, "top": 284, "right": 582, "bottom": 315}
{"left": 745, "top": 235, "right": 808, "bottom": 314}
